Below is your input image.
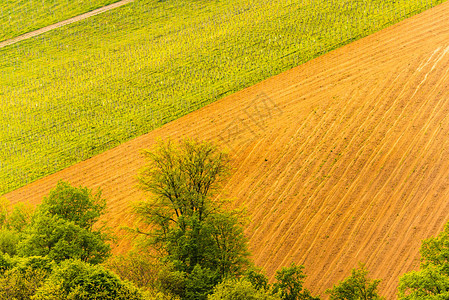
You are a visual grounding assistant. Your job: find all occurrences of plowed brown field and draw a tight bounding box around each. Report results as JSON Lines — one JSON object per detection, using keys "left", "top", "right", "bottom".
{"left": 4, "top": 2, "right": 449, "bottom": 298}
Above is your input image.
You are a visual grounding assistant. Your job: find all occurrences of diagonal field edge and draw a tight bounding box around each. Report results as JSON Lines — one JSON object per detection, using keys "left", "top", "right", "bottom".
{"left": 0, "top": 0, "right": 134, "bottom": 49}
{"left": 3, "top": 2, "right": 449, "bottom": 299}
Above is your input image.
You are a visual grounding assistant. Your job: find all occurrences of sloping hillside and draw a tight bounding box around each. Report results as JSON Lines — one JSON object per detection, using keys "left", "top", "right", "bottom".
{"left": 4, "top": 1, "right": 449, "bottom": 298}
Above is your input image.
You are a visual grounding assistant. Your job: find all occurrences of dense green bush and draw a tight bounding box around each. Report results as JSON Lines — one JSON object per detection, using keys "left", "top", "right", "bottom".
{"left": 0, "top": 255, "right": 54, "bottom": 300}
{"left": 0, "top": 253, "right": 148, "bottom": 299}
{"left": 34, "top": 259, "right": 146, "bottom": 300}
{"left": 0, "top": 267, "right": 49, "bottom": 300}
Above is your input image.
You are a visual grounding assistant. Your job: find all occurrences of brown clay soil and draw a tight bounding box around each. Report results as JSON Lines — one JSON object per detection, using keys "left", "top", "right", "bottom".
{"left": 4, "top": 2, "right": 449, "bottom": 298}
{"left": 0, "top": 0, "right": 134, "bottom": 49}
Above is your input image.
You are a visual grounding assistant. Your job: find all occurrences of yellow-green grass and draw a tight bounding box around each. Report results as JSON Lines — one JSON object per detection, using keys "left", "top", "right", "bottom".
{"left": 0, "top": 0, "right": 120, "bottom": 42}
{"left": 0, "top": 0, "right": 446, "bottom": 195}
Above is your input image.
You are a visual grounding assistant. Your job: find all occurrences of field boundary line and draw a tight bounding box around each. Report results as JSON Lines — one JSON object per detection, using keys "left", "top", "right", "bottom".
{"left": 0, "top": 0, "right": 134, "bottom": 49}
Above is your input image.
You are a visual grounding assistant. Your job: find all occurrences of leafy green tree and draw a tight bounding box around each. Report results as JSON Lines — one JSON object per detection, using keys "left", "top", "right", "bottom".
{"left": 0, "top": 199, "right": 33, "bottom": 256}
{"left": 157, "top": 264, "right": 187, "bottom": 299}
{"left": 18, "top": 213, "right": 110, "bottom": 264}
{"left": 0, "top": 198, "right": 32, "bottom": 232}
{"left": 398, "top": 265, "right": 449, "bottom": 299}
{"left": 398, "top": 222, "right": 449, "bottom": 299}
{"left": 11, "top": 255, "right": 55, "bottom": 274}
{"left": 17, "top": 181, "right": 111, "bottom": 264}
{"left": 272, "top": 263, "right": 319, "bottom": 300}
{"left": 135, "top": 139, "right": 250, "bottom": 297}
{"left": 0, "top": 183, "right": 153, "bottom": 299}
{"left": 208, "top": 278, "right": 280, "bottom": 300}
{"left": 326, "top": 263, "right": 384, "bottom": 300}
{"left": 245, "top": 267, "right": 270, "bottom": 291}
{"left": 205, "top": 210, "right": 250, "bottom": 277}
{"left": 39, "top": 180, "right": 106, "bottom": 230}
{"left": 420, "top": 223, "right": 449, "bottom": 273}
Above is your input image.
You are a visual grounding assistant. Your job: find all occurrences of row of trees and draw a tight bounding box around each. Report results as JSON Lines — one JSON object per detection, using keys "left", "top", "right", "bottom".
{"left": 0, "top": 181, "right": 144, "bottom": 299}
{"left": 1, "top": 138, "right": 448, "bottom": 299}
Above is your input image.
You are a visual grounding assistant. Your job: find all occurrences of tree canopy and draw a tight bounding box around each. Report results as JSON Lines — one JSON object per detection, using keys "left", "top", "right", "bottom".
{"left": 326, "top": 263, "right": 384, "bottom": 300}
{"left": 398, "top": 223, "right": 449, "bottom": 299}
{"left": 272, "top": 263, "right": 320, "bottom": 300}
{"left": 17, "top": 181, "right": 111, "bottom": 264}
{"left": 39, "top": 180, "right": 106, "bottom": 230}
{"left": 135, "top": 138, "right": 250, "bottom": 298}
{"left": 208, "top": 278, "right": 280, "bottom": 300}
{"left": 0, "top": 181, "right": 145, "bottom": 299}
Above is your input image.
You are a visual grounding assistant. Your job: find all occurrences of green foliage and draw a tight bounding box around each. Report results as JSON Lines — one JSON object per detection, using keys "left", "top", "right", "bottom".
{"left": 137, "top": 139, "right": 231, "bottom": 227}
{"left": 0, "top": 254, "right": 148, "bottom": 300}
{"left": 1, "top": 0, "right": 446, "bottom": 195}
{"left": 0, "top": 255, "right": 54, "bottom": 300}
{"left": 184, "top": 265, "right": 220, "bottom": 300}
{"left": 0, "top": 267, "right": 49, "bottom": 300}
{"left": 12, "top": 255, "right": 56, "bottom": 274}
{"left": 326, "top": 263, "right": 384, "bottom": 300}
{"left": 40, "top": 180, "right": 106, "bottom": 230}
{"left": 18, "top": 213, "right": 110, "bottom": 264}
{"left": 0, "top": 198, "right": 32, "bottom": 232}
{"left": 244, "top": 267, "right": 270, "bottom": 291}
{"left": 0, "top": 229, "right": 21, "bottom": 256}
{"left": 398, "top": 265, "right": 449, "bottom": 299}
{"left": 34, "top": 259, "right": 146, "bottom": 300}
{"left": 205, "top": 210, "right": 250, "bottom": 278}
{"left": 6, "top": 202, "right": 33, "bottom": 232}
{"left": 105, "top": 251, "right": 159, "bottom": 289}
{"left": 157, "top": 265, "right": 187, "bottom": 299}
{"left": 0, "top": 183, "right": 150, "bottom": 299}
{"left": 31, "top": 280, "right": 66, "bottom": 300}
{"left": 17, "top": 181, "right": 111, "bottom": 264}
{"left": 0, "top": 253, "right": 12, "bottom": 274}
{"left": 420, "top": 223, "right": 449, "bottom": 273}
{"left": 0, "top": 0, "right": 119, "bottom": 41}
{"left": 398, "top": 223, "right": 449, "bottom": 299}
{"left": 0, "top": 198, "right": 33, "bottom": 256}
{"left": 272, "top": 263, "right": 319, "bottom": 300}
{"left": 208, "top": 278, "right": 280, "bottom": 300}
{"left": 136, "top": 139, "right": 249, "bottom": 297}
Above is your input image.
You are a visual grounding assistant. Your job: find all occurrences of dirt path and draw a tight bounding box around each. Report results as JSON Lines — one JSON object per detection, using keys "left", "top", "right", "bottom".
{"left": 4, "top": 2, "right": 449, "bottom": 299}
{"left": 0, "top": 0, "right": 134, "bottom": 49}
